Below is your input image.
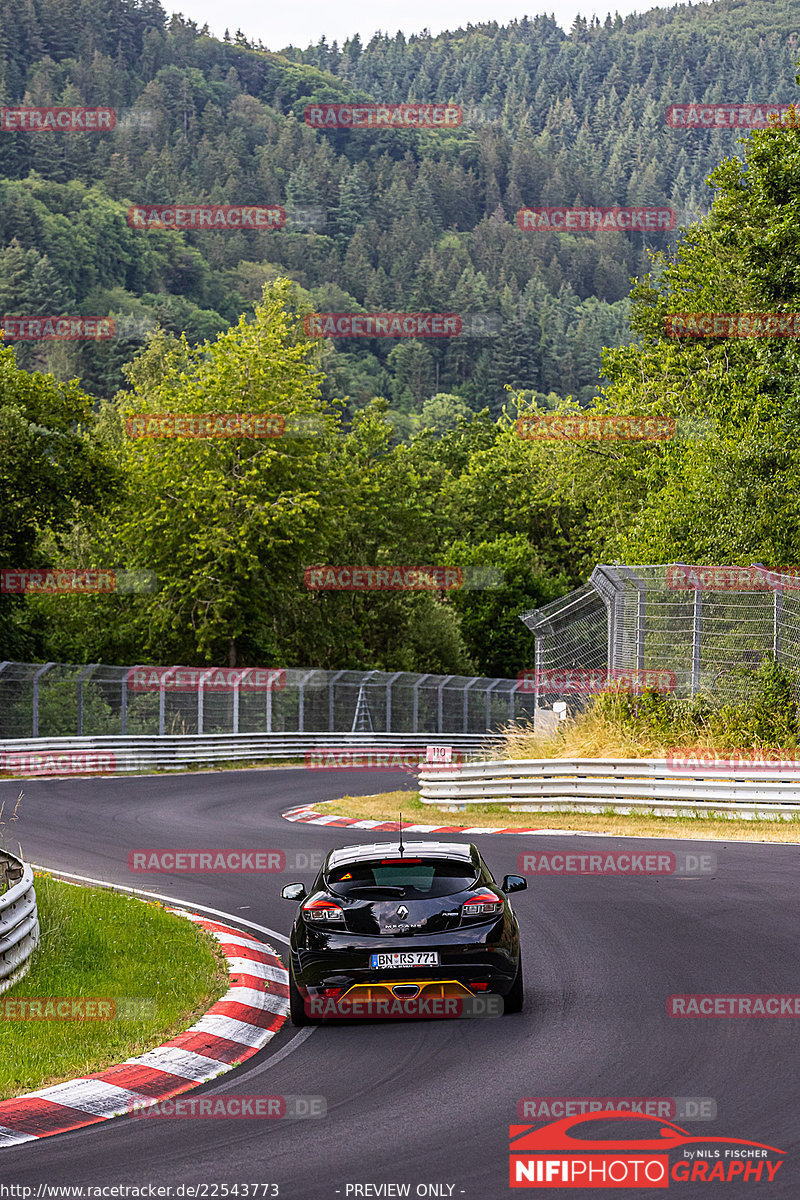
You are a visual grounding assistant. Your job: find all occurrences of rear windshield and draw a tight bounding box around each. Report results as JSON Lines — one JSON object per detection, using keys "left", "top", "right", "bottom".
{"left": 326, "top": 858, "right": 479, "bottom": 898}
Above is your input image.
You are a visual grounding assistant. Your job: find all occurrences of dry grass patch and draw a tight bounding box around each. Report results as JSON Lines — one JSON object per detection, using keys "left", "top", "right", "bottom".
{"left": 319, "top": 791, "right": 800, "bottom": 843}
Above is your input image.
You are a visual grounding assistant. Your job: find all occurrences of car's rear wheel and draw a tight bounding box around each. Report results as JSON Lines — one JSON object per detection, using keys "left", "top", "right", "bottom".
{"left": 289, "top": 966, "right": 312, "bottom": 1026}
{"left": 504, "top": 953, "right": 524, "bottom": 1014}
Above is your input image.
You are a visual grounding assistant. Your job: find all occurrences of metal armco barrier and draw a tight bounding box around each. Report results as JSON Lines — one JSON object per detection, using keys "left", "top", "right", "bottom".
{"left": 0, "top": 850, "right": 39, "bottom": 993}
{"left": 418, "top": 758, "right": 800, "bottom": 818}
{"left": 0, "top": 732, "right": 500, "bottom": 776}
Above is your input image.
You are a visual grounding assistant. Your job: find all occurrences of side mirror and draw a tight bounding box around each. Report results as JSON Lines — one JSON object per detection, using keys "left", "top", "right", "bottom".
{"left": 281, "top": 883, "right": 307, "bottom": 901}
{"left": 502, "top": 874, "right": 527, "bottom": 894}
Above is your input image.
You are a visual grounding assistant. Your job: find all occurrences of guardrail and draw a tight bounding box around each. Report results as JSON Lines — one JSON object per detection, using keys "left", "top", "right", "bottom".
{"left": 418, "top": 757, "right": 800, "bottom": 818}
{"left": 0, "top": 849, "right": 39, "bottom": 993}
{"left": 0, "top": 732, "right": 500, "bottom": 776}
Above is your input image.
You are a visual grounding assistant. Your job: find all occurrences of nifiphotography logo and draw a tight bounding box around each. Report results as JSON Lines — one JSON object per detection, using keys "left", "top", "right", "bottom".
{"left": 508, "top": 1111, "right": 785, "bottom": 1187}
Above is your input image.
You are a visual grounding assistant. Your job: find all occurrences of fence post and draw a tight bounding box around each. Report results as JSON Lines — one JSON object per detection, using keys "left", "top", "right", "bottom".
{"left": 412, "top": 675, "right": 431, "bottom": 733}
{"left": 121, "top": 667, "right": 130, "bottom": 735}
{"left": 509, "top": 679, "right": 522, "bottom": 723}
{"left": 437, "top": 675, "right": 454, "bottom": 733}
{"left": 463, "top": 677, "right": 480, "bottom": 732}
{"left": 534, "top": 635, "right": 542, "bottom": 721}
{"left": 158, "top": 666, "right": 177, "bottom": 735}
{"left": 328, "top": 670, "right": 345, "bottom": 731}
{"left": 232, "top": 671, "right": 242, "bottom": 735}
{"left": 197, "top": 667, "right": 214, "bottom": 735}
{"left": 0, "top": 662, "right": 10, "bottom": 734}
{"left": 606, "top": 602, "right": 614, "bottom": 673}
{"left": 485, "top": 679, "right": 500, "bottom": 730}
{"left": 774, "top": 589, "right": 783, "bottom": 662}
{"left": 32, "top": 663, "right": 54, "bottom": 737}
{"left": 297, "top": 670, "right": 315, "bottom": 732}
{"left": 76, "top": 663, "right": 99, "bottom": 736}
{"left": 385, "top": 672, "right": 403, "bottom": 732}
{"left": 637, "top": 585, "right": 646, "bottom": 672}
{"left": 691, "top": 591, "right": 703, "bottom": 697}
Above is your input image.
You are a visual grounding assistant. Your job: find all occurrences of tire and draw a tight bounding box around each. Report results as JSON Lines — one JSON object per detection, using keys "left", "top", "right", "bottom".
{"left": 503, "top": 954, "right": 524, "bottom": 1014}
{"left": 289, "top": 966, "right": 311, "bottom": 1026}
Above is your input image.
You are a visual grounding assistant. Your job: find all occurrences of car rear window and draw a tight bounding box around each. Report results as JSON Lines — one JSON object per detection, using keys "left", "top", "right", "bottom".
{"left": 326, "top": 857, "right": 478, "bottom": 898}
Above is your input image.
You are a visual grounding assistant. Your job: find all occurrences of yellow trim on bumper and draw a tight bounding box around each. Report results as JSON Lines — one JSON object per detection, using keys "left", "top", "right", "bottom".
{"left": 340, "top": 979, "right": 475, "bottom": 1001}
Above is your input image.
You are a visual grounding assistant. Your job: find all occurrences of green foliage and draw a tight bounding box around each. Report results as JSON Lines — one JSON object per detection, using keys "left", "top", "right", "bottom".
{"left": 1, "top": 877, "right": 226, "bottom": 1100}
{"left": 593, "top": 659, "right": 800, "bottom": 750}
{"left": 6, "top": 0, "right": 800, "bottom": 684}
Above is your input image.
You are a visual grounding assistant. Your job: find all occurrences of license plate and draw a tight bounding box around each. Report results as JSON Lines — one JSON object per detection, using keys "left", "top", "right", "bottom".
{"left": 370, "top": 951, "right": 440, "bottom": 969}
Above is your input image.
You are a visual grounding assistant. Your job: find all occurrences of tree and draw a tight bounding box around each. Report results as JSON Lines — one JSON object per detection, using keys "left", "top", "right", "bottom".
{"left": 99, "top": 279, "right": 335, "bottom": 665}
{"left": 0, "top": 343, "right": 118, "bottom": 657}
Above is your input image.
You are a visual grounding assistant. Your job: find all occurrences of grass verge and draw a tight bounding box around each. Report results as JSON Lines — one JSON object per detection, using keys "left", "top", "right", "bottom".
{"left": 318, "top": 790, "right": 800, "bottom": 843}
{"left": 0, "top": 875, "right": 228, "bottom": 1100}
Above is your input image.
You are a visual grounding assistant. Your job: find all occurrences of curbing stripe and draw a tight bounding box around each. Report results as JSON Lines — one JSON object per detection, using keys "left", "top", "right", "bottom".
{"left": 26, "top": 1079, "right": 152, "bottom": 1117}
{"left": 83, "top": 1062, "right": 190, "bottom": 1097}
{"left": 208, "top": 931, "right": 268, "bottom": 953}
{"left": 215, "top": 941, "right": 274, "bottom": 965}
{"left": 282, "top": 803, "right": 579, "bottom": 836}
{"left": 190, "top": 1013, "right": 275, "bottom": 1049}
{"left": 0, "top": 1125, "right": 37, "bottom": 1147}
{"left": 230, "top": 970, "right": 289, "bottom": 998}
{"left": 225, "top": 955, "right": 287, "bottom": 982}
{"left": 0, "top": 910, "right": 288, "bottom": 1148}
{"left": 168, "top": 1031, "right": 264, "bottom": 1065}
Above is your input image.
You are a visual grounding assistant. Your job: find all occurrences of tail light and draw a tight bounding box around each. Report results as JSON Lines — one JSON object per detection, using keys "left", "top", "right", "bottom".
{"left": 461, "top": 890, "right": 503, "bottom": 919}
{"left": 303, "top": 898, "right": 344, "bottom": 922}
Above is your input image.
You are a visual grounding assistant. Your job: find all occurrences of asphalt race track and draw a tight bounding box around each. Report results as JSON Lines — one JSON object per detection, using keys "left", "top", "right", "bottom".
{"left": 1, "top": 767, "right": 799, "bottom": 1198}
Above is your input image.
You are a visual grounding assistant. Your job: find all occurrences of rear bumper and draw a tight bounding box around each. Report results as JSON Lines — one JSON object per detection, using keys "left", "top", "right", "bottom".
{"left": 292, "top": 940, "right": 518, "bottom": 997}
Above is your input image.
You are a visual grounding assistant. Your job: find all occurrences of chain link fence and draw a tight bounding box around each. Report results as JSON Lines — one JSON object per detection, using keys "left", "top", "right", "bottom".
{"left": 519, "top": 563, "right": 800, "bottom": 723}
{"left": 0, "top": 663, "right": 537, "bottom": 739}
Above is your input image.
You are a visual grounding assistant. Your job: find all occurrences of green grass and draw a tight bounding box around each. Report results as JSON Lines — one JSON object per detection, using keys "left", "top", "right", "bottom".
{"left": 0, "top": 875, "right": 229, "bottom": 1100}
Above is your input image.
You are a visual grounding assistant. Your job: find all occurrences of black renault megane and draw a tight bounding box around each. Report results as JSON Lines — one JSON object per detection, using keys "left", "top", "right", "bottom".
{"left": 281, "top": 839, "right": 527, "bottom": 1023}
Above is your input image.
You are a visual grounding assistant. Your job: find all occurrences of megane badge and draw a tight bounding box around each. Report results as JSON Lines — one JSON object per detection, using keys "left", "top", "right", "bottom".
{"left": 397, "top": 905, "right": 408, "bottom": 919}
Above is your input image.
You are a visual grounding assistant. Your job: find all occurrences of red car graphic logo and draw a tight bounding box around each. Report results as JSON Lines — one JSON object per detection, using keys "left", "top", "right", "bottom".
{"left": 509, "top": 1112, "right": 784, "bottom": 1188}
{"left": 510, "top": 1111, "right": 784, "bottom": 1154}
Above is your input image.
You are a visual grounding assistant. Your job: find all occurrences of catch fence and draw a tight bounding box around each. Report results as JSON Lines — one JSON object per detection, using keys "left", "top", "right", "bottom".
{"left": 0, "top": 663, "right": 536, "bottom": 739}
{"left": 520, "top": 563, "right": 800, "bottom": 721}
